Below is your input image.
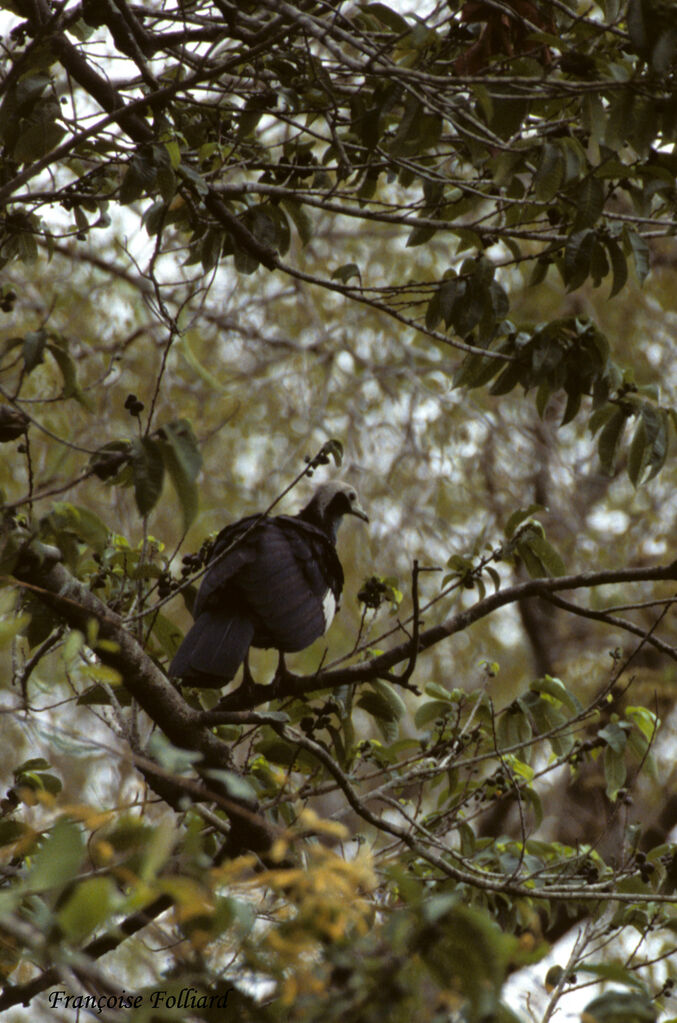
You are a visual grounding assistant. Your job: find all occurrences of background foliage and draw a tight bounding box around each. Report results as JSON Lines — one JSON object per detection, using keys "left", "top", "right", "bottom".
{"left": 1, "top": 0, "right": 677, "bottom": 1019}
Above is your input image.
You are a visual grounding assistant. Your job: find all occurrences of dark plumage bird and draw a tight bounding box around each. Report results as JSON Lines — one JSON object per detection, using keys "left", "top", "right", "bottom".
{"left": 170, "top": 480, "right": 369, "bottom": 687}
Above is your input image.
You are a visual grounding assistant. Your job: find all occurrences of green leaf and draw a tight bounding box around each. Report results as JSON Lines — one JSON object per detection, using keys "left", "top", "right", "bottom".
{"left": 533, "top": 142, "right": 563, "bottom": 202}
{"left": 563, "top": 229, "right": 594, "bottom": 291}
{"left": 452, "top": 350, "right": 504, "bottom": 391}
{"left": 597, "top": 406, "right": 627, "bottom": 475}
{"left": 529, "top": 534, "right": 566, "bottom": 577}
{"left": 514, "top": 539, "right": 541, "bottom": 578}
{"left": 15, "top": 757, "right": 52, "bottom": 773}
{"left": 529, "top": 256, "right": 551, "bottom": 287}
{"left": 489, "top": 360, "right": 525, "bottom": 397}
{"left": 521, "top": 786, "right": 543, "bottom": 828}
{"left": 626, "top": 706, "right": 659, "bottom": 743}
{"left": 199, "top": 227, "right": 224, "bottom": 272}
{"left": 46, "top": 343, "right": 92, "bottom": 409}
{"left": 282, "top": 199, "right": 313, "bottom": 246}
{"left": 156, "top": 419, "right": 202, "bottom": 529}
{"left": 423, "top": 682, "right": 456, "bottom": 702}
{"left": 119, "top": 150, "right": 157, "bottom": 205}
{"left": 356, "top": 691, "right": 396, "bottom": 720}
{"left": 331, "top": 263, "right": 361, "bottom": 284}
{"left": 560, "top": 385, "right": 582, "bottom": 426}
{"left": 438, "top": 277, "right": 461, "bottom": 329}
{"left": 572, "top": 177, "right": 605, "bottom": 230}
{"left": 504, "top": 505, "right": 544, "bottom": 539}
{"left": 496, "top": 705, "right": 532, "bottom": 752}
{"left": 583, "top": 92, "right": 607, "bottom": 146}
{"left": 202, "top": 768, "right": 257, "bottom": 802}
{"left": 629, "top": 405, "right": 668, "bottom": 485}
{"left": 49, "top": 502, "right": 110, "bottom": 553}
{"left": 605, "top": 234, "right": 628, "bottom": 299}
{"left": 624, "top": 229, "right": 650, "bottom": 283}
{"left": 489, "top": 94, "right": 528, "bottom": 141}
{"left": 525, "top": 695, "right": 573, "bottom": 756}
{"left": 406, "top": 221, "right": 437, "bottom": 248}
{"left": 0, "top": 612, "right": 31, "bottom": 650}
{"left": 589, "top": 238, "right": 609, "bottom": 287}
{"left": 57, "top": 876, "right": 117, "bottom": 941}
{"left": 13, "top": 100, "right": 65, "bottom": 163}
{"left": 389, "top": 94, "right": 422, "bottom": 158}
{"left": 131, "top": 436, "right": 165, "bottom": 517}
{"left": 626, "top": 0, "right": 649, "bottom": 56}
{"left": 0, "top": 820, "right": 29, "bottom": 847}
{"left": 320, "top": 438, "right": 344, "bottom": 467}
{"left": 517, "top": 532, "right": 566, "bottom": 577}
{"left": 13, "top": 761, "right": 62, "bottom": 796}
{"left": 486, "top": 566, "right": 501, "bottom": 592}
{"left": 77, "top": 682, "right": 132, "bottom": 706}
{"left": 628, "top": 414, "right": 649, "bottom": 488}
{"left": 588, "top": 402, "right": 616, "bottom": 437}
{"left": 532, "top": 675, "right": 582, "bottom": 714}
{"left": 414, "top": 700, "right": 452, "bottom": 729}
{"left": 582, "top": 988, "right": 657, "bottom": 1023}
{"left": 363, "top": 2, "right": 409, "bottom": 33}
{"left": 232, "top": 239, "right": 260, "bottom": 275}
{"left": 453, "top": 277, "right": 486, "bottom": 337}
{"left": 22, "top": 329, "right": 48, "bottom": 373}
{"left": 582, "top": 962, "right": 646, "bottom": 989}
{"left": 419, "top": 903, "right": 520, "bottom": 1020}
{"left": 358, "top": 680, "right": 406, "bottom": 723}
{"left": 604, "top": 746, "right": 627, "bottom": 801}
{"left": 27, "top": 818, "right": 85, "bottom": 893}
{"left": 599, "top": 721, "right": 629, "bottom": 754}
{"left": 88, "top": 440, "right": 132, "bottom": 481}
{"left": 148, "top": 612, "right": 184, "bottom": 659}
{"left": 246, "top": 205, "right": 280, "bottom": 251}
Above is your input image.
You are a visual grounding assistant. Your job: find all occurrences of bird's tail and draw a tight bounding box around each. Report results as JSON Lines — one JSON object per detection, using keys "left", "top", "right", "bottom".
{"left": 169, "top": 611, "right": 254, "bottom": 687}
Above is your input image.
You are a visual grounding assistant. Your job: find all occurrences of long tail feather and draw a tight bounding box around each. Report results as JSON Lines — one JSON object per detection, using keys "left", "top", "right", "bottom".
{"left": 170, "top": 611, "right": 254, "bottom": 687}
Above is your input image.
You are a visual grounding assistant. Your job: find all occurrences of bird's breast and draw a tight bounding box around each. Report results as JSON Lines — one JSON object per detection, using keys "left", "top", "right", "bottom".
{"left": 321, "top": 588, "right": 337, "bottom": 631}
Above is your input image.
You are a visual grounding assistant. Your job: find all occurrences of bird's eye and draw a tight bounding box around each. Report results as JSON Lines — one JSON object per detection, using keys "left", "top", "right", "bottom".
{"left": 349, "top": 492, "right": 356, "bottom": 501}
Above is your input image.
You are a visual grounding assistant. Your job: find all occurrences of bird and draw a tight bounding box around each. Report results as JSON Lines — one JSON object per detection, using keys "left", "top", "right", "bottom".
{"left": 169, "top": 480, "right": 369, "bottom": 687}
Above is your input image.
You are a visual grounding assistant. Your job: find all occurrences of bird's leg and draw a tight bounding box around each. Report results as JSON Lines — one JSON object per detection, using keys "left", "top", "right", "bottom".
{"left": 240, "top": 653, "right": 256, "bottom": 698}
{"left": 273, "top": 651, "right": 287, "bottom": 682}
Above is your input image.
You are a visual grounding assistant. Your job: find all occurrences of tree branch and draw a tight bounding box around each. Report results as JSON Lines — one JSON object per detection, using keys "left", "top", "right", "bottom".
{"left": 10, "top": 543, "right": 277, "bottom": 858}
{"left": 206, "top": 561, "right": 677, "bottom": 713}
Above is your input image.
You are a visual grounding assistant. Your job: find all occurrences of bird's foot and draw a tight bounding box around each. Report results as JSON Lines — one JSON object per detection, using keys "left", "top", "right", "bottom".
{"left": 273, "top": 652, "right": 287, "bottom": 682}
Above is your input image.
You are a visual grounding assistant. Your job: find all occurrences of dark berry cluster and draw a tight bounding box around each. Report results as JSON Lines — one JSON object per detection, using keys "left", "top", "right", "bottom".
{"left": 302, "top": 440, "right": 342, "bottom": 478}
{"left": 633, "top": 851, "right": 655, "bottom": 884}
{"left": 357, "top": 576, "right": 389, "bottom": 610}
{"left": 300, "top": 700, "right": 339, "bottom": 737}
{"left": 303, "top": 451, "right": 330, "bottom": 478}
{"left": 181, "top": 551, "right": 203, "bottom": 577}
{"left": 124, "top": 393, "right": 144, "bottom": 417}
{"left": 0, "top": 406, "right": 29, "bottom": 442}
{"left": 157, "top": 571, "right": 175, "bottom": 599}
{"left": 1, "top": 289, "right": 16, "bottom": 313}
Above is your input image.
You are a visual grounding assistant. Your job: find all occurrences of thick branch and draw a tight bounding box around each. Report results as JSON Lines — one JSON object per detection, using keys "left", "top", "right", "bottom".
{"left": 208, "top": 561, "right": 677, "bottom": 713}
{"left": 0, "top": 895, "right": 172, "bottom": 1013}
{"left": 10, "top": 0, "right": 278, "bottom": 269}
{"left": 542, "top": 592, "right": 677, "bottom": 662}
{"left": 11, "top": 546, "right": 277, "bottom": 857}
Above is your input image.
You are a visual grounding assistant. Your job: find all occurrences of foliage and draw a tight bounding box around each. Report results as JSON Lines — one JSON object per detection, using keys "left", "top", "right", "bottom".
{"left": 0, "top": 1, "right": 677, "bottom": 1021}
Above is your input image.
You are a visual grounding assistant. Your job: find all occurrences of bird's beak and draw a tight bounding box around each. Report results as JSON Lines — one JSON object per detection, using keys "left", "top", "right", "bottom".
{"left": 349, "top": 502, "right": 369, "bottom": 523}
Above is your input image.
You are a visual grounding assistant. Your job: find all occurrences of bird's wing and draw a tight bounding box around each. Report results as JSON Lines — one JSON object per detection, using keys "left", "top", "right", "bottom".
{"left": 193, "top": 516, "right": 261, "bottom": 617}
{"left": 234, "top": 518, "right": 344, "bottom": 652}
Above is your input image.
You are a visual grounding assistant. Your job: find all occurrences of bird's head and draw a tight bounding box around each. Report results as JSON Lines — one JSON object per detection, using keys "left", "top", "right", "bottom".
{"left": 299, "top": 480, "right": 369, "bottom": 539}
